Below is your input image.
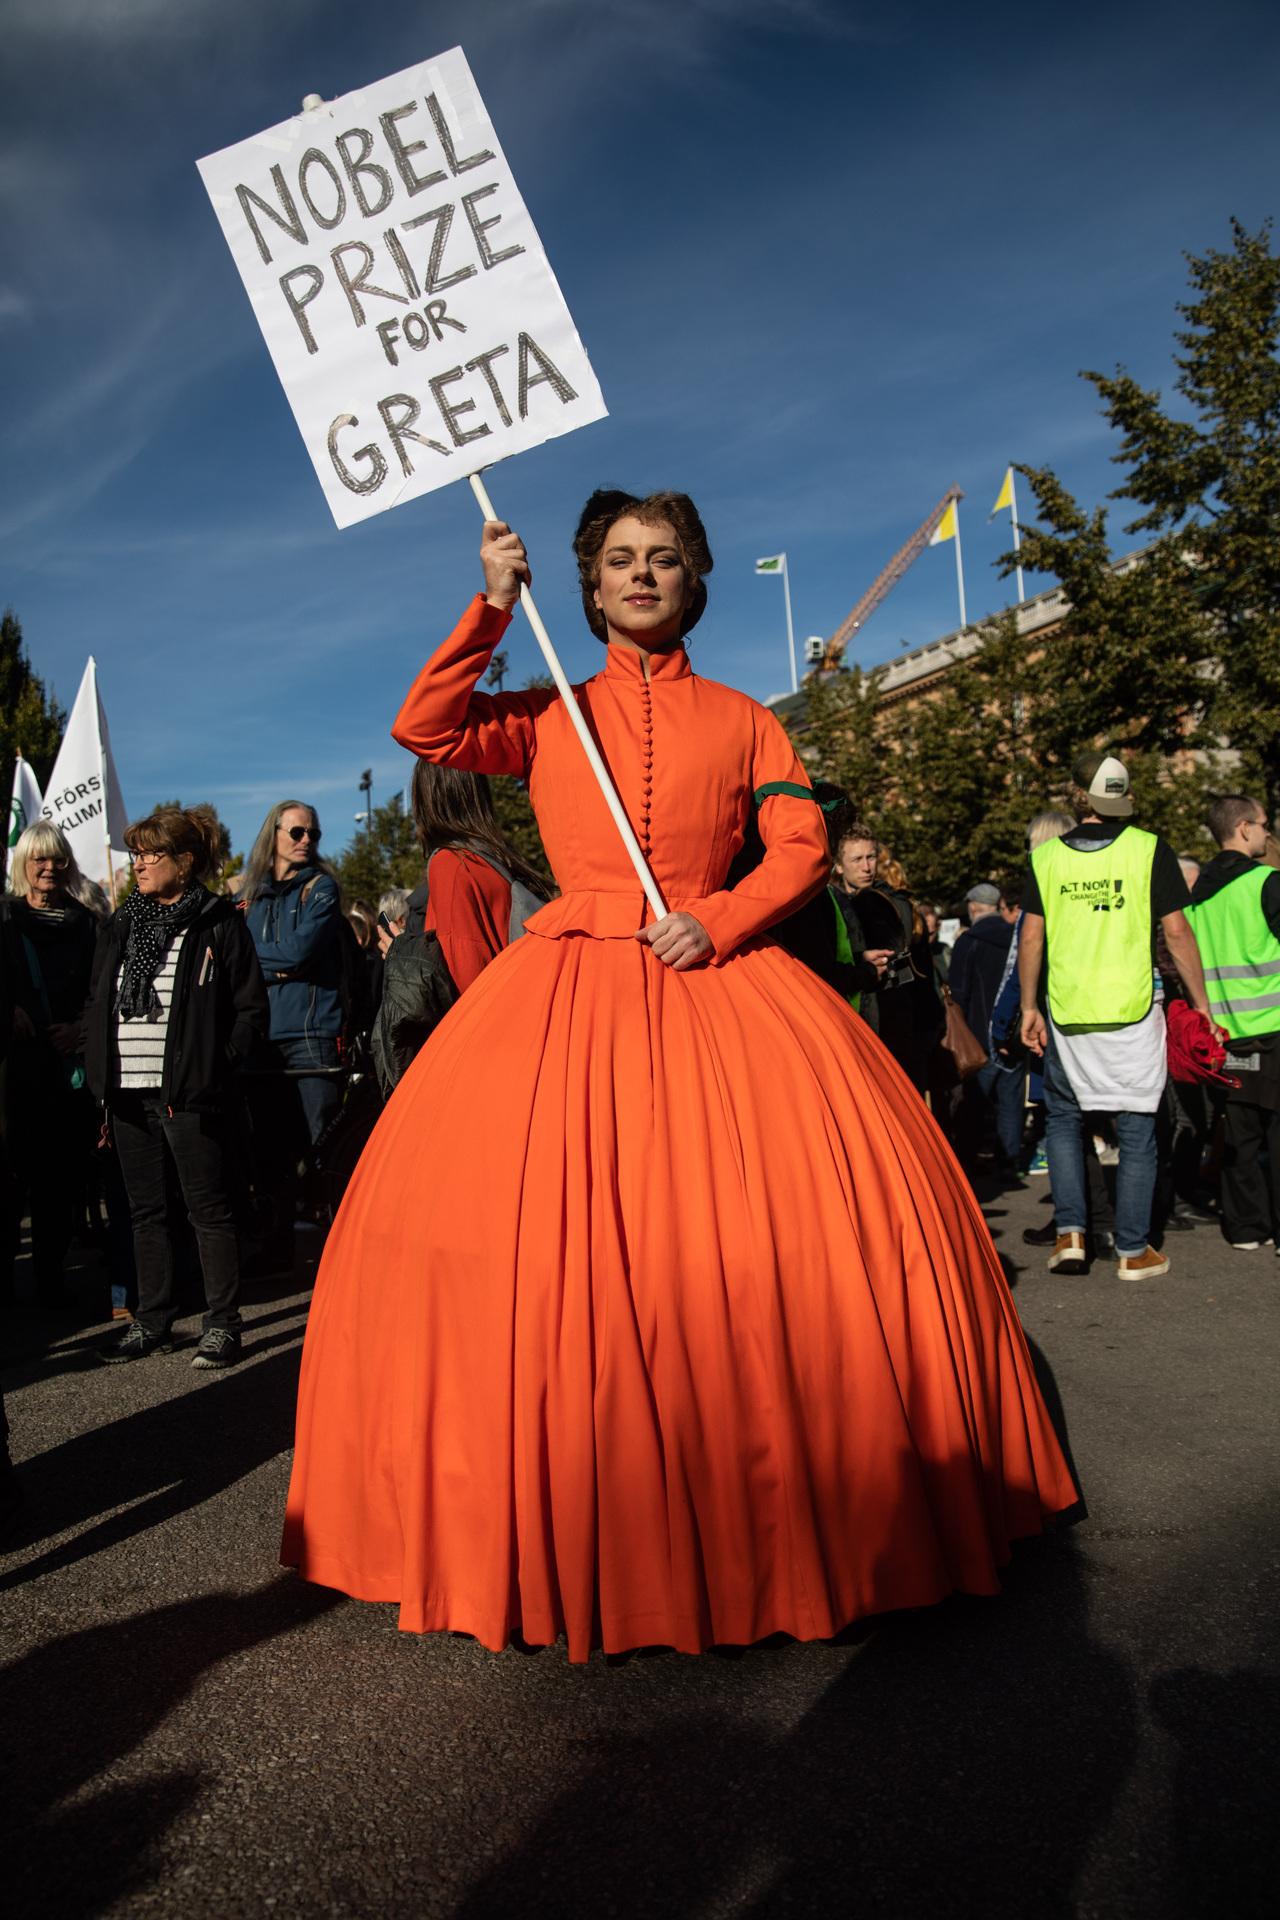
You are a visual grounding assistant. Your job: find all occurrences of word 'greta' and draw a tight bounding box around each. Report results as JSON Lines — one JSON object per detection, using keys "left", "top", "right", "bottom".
{"left": 328, "top": 332, "right": 578, "bottom": 495}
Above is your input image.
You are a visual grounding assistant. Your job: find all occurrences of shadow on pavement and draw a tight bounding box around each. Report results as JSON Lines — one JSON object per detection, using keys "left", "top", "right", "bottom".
{"left": 0, "top": 1337, "right": 305, "bottom": 1593}
{"left": 2, "top": 1575, "right": 340, "bottom": 1919}
{"left": 456, "top": 1541, "right": 1137, "bottom": 1918}
{"left": 1149, "top": 1665, "right": 1280, "bottom": 1918}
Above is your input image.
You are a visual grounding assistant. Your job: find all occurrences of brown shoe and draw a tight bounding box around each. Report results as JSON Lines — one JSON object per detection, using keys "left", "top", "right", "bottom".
{"left": 1047, "top": 1232, "right": 1088, "bottom": 1275}
{"left": 1117, "top": 1245, "right": 1170, "bottom": 1281}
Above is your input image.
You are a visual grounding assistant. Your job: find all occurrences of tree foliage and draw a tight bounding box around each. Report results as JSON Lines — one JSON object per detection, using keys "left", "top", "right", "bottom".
{"left": 789, "top": 220, "right": 1279, "bottom": 902}
{"left": 1, "top": 606, "right": 65, "bottom": 836}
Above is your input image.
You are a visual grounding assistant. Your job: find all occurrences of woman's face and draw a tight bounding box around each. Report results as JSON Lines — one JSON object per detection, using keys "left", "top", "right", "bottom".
{"left": 133, "top": 849, "right": 187, "bottom": 899}
{"left": 25, "top": 849, "right": 69, "bottom": 904}
{"left": 592, "top": 516, "right": 692, "bottom": 649}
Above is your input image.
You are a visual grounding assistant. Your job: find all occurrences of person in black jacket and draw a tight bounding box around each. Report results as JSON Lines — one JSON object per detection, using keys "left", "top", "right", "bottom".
{"left": 1, "top": 822, "right": 100, "bottom": 1310}
{"left": 950, "top": 880, "right": 1026, "bottom": 1178}
{"left": 86, "top": 806, "right": 267, "bottom": 1369}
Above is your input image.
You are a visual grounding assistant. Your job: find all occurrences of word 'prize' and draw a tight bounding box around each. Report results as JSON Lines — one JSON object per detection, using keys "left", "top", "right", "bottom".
{"left": 198, "top": 48, "right": 607, "bottom": 529}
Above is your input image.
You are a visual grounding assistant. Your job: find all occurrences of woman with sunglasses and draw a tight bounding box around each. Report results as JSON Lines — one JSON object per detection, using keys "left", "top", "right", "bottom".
{"left": 239, "top": 802, "right": 346, "bottom": 1272}
{"left": 86, "top": 805, "right": 267, "bottom": 1366}
{"left": 1, "top": 822, "right": 100, "bottom": 1310}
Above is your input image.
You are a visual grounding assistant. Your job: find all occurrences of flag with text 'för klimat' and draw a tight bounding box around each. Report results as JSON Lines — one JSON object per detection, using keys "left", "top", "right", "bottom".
{"left": 8, "top": 755, "right": 42, "bottom": 850}
{"left": 197, "top": 48, "right": 607, "bottom": 530}
{"left": 41, "top": 659, "right": 129, "bottom": 889}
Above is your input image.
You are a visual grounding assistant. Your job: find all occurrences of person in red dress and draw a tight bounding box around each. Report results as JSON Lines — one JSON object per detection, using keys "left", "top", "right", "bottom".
{"left": 282, "top": 490, "right": 1077, "bottom": 1660}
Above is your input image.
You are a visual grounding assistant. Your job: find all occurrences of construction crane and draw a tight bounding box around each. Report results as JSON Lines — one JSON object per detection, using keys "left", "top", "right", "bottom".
{"left": 818, "top": 485, "right": 963, "bottom": 673}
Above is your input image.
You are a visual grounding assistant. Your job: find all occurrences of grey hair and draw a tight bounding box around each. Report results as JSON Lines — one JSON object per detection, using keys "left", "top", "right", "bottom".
{"left": 378, "top": 888, "right": 411, "bottom": 925}
{"left": 6, "top": 820, "right": 97, "bottom": 906}
{"left": 1027, "top": 808, "right": 1075, "bottom": 851}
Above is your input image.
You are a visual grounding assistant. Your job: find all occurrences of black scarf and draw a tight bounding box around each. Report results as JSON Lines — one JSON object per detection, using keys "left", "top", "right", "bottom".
{"left": 117, "top": 885, "right": 205, "bottom": 1021}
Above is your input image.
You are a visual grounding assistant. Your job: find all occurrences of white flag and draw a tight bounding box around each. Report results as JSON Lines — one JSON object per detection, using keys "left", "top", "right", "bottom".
{"left": 41, "top": 658, "right": 129, "bottom": 889}
{"left": 8, "top": 754, "right": 43, "bottom": 849}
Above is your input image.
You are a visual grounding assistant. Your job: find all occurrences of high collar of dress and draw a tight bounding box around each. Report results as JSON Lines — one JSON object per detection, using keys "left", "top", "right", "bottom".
{"left": 602, "top": 642, "right": 692, "bottom": 685}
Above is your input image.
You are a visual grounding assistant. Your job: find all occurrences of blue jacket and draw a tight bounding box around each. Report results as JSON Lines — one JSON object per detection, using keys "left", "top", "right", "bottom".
{"left": 243, "top": 867, "right": 344, "bottom": 1043}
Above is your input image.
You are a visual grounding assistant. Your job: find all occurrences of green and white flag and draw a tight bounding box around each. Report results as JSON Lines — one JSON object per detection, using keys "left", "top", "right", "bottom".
{"left": 754, "top": 555, "right": 784, "bottom": 574}
{"left": 8, "top": 753, "right": 42, "bottom": 849}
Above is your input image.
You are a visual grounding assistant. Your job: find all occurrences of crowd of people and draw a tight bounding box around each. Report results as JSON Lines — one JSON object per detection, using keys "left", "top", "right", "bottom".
{"left": 2, "top": 495, "right": 1276, "bottom": 1654}
{"left": 3, "top": 748, "right": 1275, "bottom": 1379}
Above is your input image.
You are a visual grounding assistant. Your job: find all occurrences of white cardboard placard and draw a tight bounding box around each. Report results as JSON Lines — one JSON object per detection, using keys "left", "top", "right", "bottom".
{"left": 198, "top": 48, "right": 607, "bottom": 529}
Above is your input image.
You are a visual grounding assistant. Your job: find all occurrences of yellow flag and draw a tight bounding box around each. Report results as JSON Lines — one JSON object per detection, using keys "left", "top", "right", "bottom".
{"left": 990, "top": 467, "right": 1014, "bottom": 517}
{"left": 929, "top": 500, "right": 958, "bottom": 545}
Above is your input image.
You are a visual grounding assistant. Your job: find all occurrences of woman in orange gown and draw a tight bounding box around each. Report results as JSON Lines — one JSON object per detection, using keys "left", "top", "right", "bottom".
{"left": 282, "top": 490, "right": 1077, "bottom": 1659}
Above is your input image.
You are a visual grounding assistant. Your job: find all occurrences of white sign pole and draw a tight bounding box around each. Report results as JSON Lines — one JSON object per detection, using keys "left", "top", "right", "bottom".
{"left": 468, "top": 472, "right": 666, "bottom": 920}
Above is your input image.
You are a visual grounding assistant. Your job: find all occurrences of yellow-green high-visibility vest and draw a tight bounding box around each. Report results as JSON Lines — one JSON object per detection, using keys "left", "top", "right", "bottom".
{"left": 1032, "top": 828, "right": 1156, "bottom": 1027}
{"left": 1185, "top": 865, "right": 1280, "bottom": 1040}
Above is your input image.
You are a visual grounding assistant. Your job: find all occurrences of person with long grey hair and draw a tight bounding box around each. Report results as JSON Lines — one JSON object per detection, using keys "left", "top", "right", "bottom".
{"left": 240, "top": 799, "right": 346, "bottom": 1274}
{"left": 1, "top": 821, "right": 100, "bottom": 1310}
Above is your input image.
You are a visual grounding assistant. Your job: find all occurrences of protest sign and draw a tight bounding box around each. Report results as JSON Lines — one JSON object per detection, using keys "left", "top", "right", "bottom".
{"left": 198, "top": 48, "right": 608, "bottom": 530}
{"left": 42, "top": 658, "right": 129, "bottom": 893}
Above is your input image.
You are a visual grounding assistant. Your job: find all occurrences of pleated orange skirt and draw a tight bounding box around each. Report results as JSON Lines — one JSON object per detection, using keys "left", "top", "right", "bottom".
{"left": 281, "top": 933, "right": 1077, "bottom": 1659}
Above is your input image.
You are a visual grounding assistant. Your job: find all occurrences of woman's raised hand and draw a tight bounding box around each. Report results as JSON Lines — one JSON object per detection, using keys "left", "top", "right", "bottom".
{"left": 481, "top": 520, "right": 532, "bottom": 610}
{"left": 636, "top": 912, "right": 713, "bottom": 972}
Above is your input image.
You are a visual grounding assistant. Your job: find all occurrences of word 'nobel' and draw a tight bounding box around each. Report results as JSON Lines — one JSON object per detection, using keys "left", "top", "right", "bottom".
{"left": 328, "top": 330, "right": 577, "bottom": 496}
{"left": 234, "top": 95, "right": 525, "bottom": 358}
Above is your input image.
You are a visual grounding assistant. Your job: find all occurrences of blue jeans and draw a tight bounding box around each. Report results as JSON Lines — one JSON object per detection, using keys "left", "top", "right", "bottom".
{"left": 975, "top": 1051, "right": 1027, "bottom": 1165}
{"left": 273, "top": 1034, "right": 343, "bottom": 1147}
{"left": 1043, "top": 1027, "right": 1156, "bottom": 1256}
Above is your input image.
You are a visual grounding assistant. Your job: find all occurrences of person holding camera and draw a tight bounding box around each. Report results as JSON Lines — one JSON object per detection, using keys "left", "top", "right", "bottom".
{"left": 832, "top": 826, "right": 940, "bottom": 1091}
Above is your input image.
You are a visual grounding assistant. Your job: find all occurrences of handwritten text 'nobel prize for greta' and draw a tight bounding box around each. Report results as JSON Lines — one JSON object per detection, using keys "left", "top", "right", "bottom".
{"left": 234, "top": 91, "right": 580, "bottom": 497}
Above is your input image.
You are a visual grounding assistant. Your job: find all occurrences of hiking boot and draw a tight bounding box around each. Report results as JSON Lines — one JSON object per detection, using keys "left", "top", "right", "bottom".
{"left": 1117, "top": 1245, "right": 1170, "bottom": 1281}
{"left": 99, "top": 1321, "right": 173, "bottom": 1364}
{"left": 1047, "top": 1232, "right": 1088, "bottom": 1275}
{"left": 191, "top": 1326, "right": 242, "bottom": 1370}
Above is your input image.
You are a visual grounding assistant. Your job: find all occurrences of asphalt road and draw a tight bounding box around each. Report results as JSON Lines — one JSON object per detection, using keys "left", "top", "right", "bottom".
{"left": 2, "top": 1179, "right": 1277, "bottom": 1919}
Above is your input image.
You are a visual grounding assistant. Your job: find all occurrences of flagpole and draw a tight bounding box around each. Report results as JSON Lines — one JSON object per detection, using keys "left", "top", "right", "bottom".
{"left": 953, "top": 505, "right": 968, "bottom": 628}
{"left": 781, "top": 555, "right": 798, "bottom": 694}
{"left": 1009, "top": 469, "right": 1025, "bottom": 604}
{"left": 91, "top": 661, "right": 117, "bottom": 908}
{"left": 467, "top": 472, "right": 667, "bottom": 921}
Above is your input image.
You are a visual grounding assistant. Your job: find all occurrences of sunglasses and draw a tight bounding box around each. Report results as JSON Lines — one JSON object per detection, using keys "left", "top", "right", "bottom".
{"left": 283, "top": 825, "right": 321, "bottom": 843}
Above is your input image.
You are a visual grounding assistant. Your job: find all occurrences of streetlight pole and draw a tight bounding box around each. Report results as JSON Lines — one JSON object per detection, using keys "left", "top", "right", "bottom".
{"left": 359, "top": 768, "right": 372, "bottom": 834}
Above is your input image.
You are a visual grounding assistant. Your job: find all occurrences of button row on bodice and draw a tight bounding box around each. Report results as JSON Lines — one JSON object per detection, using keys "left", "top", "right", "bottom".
{"left": 639, "top": 687, "right": 653, "bottom": 853}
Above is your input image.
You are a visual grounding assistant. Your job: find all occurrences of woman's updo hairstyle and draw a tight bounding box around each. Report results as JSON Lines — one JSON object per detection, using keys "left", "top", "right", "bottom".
{"left": 124, "top": 804, "right": 223, "bottom": 885}
{"left": 573, "top": 489, "right": 714, "bottom": 642}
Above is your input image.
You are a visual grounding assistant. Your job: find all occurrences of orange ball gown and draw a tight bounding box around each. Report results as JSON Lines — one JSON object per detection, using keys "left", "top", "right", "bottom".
{"left": 281, "top": 596, "right": 1077, "bottom": 1658}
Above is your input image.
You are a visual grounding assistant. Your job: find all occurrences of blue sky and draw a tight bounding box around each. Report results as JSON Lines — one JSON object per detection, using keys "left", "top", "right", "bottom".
{"left": 4, "top": 0, "right": 1278, "bottom": 859}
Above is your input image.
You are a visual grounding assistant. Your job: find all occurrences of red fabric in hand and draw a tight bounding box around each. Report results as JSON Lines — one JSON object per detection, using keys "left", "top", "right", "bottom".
{"left": 1165, "top": 998, "right": 1237, "bottom": 1088}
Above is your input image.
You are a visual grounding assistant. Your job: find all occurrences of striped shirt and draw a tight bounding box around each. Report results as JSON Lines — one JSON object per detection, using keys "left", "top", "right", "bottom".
{"left": 113, "top": 930, "right": 189, "bottom": 1091}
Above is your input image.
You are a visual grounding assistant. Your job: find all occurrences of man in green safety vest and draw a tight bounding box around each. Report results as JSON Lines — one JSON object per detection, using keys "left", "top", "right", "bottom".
{"left": 1187, "top": 795, "right": 1280, "bottom": 1251}
{"left": 1018, "top": 751, "right": 1212, "bottom": 1281}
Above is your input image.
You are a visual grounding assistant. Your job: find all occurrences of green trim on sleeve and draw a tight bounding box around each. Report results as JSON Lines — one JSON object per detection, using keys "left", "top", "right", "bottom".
{"left": 753, "top": 781, "right": 817, "bottom": 808}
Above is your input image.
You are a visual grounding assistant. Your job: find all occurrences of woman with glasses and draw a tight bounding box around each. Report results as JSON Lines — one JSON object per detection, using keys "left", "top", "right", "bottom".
{"left": 1, "top": 823, "right": 100, "bottom": 1310}
{"left": 87, "top": 805, "right": 267, "bottom": 1367}
{"left": 239, "top": 802, "right": 347, "bottom": 1273}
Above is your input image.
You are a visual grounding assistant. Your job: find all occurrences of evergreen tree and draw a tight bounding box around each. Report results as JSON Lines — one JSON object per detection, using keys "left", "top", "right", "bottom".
{"left": 1005, "top": 219, "right": 1280, "bottom": 812}
{"left": 0, "top": 606, "right": 65, "bottom": 822}
{"left": 334, "top": 792, "right": 421, "bottom": 903}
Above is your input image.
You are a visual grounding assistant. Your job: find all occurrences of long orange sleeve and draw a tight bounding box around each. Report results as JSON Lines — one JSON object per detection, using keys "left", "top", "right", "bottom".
{"left": 391, "top": 596, "right": 553, "bottom": 778}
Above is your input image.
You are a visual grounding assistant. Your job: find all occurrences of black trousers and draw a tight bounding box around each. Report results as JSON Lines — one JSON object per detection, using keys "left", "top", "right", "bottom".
{"left": 112, "top": 1093, "right": 241, "bottom": 1335}
{"left": 1, "top": 1078, "right": 96, "bottom": 1301}
{"left": 1219, "top": 1098, "right": 1280, "bottom": 1243}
